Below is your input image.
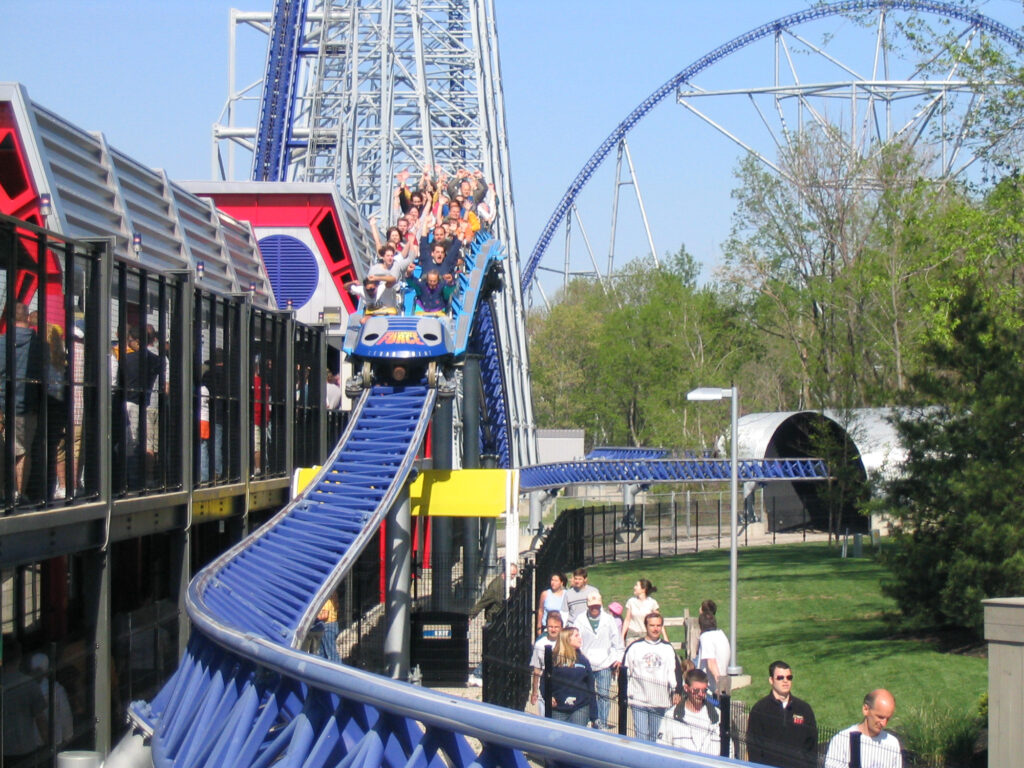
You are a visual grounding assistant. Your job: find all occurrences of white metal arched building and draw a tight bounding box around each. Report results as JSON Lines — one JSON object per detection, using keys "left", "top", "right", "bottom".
{"left": 738, "top": 408, "right": 908, "bottom": 532}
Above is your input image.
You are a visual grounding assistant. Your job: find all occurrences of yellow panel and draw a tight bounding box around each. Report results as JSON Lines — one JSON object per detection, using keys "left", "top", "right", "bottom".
{"left": 410, "top": 469, "right": 509, "bottom": 517}
{"left": 294, "top": 466, "right": 322, "bottom": 497}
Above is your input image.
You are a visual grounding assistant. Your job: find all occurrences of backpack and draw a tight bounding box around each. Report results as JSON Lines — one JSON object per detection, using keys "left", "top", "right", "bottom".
{"left": 674, "top": 699, "right": 719, "bottom": 725}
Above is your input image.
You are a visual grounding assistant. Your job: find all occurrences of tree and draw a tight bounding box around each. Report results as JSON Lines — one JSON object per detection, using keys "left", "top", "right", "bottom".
{"left": 527, "top": 246, "right": 752, "bottom": 451}
{"left": 878, "top": 284, "right": 1024, "bottom": 636}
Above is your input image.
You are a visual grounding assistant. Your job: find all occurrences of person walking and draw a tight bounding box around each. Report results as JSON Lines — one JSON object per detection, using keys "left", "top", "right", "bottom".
{"left": 621, "top": 578, "right": 666, "bottom": 644}
{"left": 621, "top": 613, "right": 681, "bottom": 743}
{"left": 824, "top": 689, "right": 902, "bottom": 768}
{"left": 536, "top": 572, "right": 568, "bottom": 636}
{"left": 747, "top": 660, "right": 818, "bottom": 768}
{"left": 570, "top": 592, "right": 623, "bottom": 729}
{"left": 545, "top": 626, "right": 594, "bottom": 727}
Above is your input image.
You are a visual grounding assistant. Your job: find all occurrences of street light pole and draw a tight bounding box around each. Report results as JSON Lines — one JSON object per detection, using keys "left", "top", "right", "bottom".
{"left": 727, "top": 386, "right": 740, "bottom": 676}
{"left": 687, "top": 385, "right": 742, "bottom": 678}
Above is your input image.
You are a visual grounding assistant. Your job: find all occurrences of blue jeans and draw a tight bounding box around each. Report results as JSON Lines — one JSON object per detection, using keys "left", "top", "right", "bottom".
{"left": 593, "top": 666, "right": 612, "bottom": 727}
{"left": 199, "top": 439, "right": 210, "bottom": 483}
{"left": 320, "top": 621, "right": 341, "bottom": 663}
{"left": 213, "top": 423, "right": 224, "bottom": 479}
{"left": 552, "top": 707, "right": 589, "bottom": 726}
{"left": 631, "top": 705, "right": 663, "bottom": 743}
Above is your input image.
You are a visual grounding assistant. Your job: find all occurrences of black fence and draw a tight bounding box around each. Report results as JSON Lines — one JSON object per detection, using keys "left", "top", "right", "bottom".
{"left": 480, "top": 563, "right": 537, "bottom": 710}
{"left": 0, "top": 215, "right": 339, "bottom": 514}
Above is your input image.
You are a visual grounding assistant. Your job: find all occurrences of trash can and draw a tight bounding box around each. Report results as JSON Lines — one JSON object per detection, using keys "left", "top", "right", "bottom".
{"left": 410, "top": 611, "right": 469, "bottom": 684}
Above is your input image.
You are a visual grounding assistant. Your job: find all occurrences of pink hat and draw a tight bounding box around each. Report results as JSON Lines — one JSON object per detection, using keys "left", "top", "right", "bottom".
{"left": 607, "top": 601, "right": 623, "bottom": 617}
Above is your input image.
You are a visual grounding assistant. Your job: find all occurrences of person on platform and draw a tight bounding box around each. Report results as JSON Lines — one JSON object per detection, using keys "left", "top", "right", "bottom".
{"left": 1, "top": 639, "right": 46, "bottom": 760}
{"left": 824, "top": 689, "right": 903, "bottom": 768}
{"left": 29, "top": 652, "right": 74, "bottom": 747}
{"left": 0, "top": 302, "right": 42, "bottom": 501}
{"left": 747, "top": 660, "right": 818, "bottom": 768}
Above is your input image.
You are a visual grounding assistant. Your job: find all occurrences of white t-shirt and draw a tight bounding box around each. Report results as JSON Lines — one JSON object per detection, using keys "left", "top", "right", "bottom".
{"left": 624, "top": 595, "right": 660, "bottom": 637}
{"left": 659, "top": 703, "right": 729, "bottom": 757}
{"left": 825, "top": 725, "right": 903, "bottom": 768}
{"left": 529, "top": 634, "right": 557, "bottom": 671}
{"left": 696, "top": 629, "right": 730, "bottom": 691}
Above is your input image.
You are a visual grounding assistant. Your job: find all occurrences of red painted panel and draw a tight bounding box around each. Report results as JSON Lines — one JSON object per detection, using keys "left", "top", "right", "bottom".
{"left": 0, "top": 100, "right": 66, "bottom": 322}
{"left": 205, "top": 193, "right": 360, "bottom": 314}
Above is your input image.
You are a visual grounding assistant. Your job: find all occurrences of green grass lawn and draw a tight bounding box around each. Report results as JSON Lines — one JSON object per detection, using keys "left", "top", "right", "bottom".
{"left": 586, "top": 542, "right": 987, "bottom": 732}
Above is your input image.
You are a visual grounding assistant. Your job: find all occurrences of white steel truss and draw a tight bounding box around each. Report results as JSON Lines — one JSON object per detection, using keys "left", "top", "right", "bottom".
{"left": 216, "top": 0, "right": 536, "bottom": 467}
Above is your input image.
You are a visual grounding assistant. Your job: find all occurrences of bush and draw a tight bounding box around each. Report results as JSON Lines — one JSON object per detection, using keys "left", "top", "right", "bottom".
{"left": 895, "top": 698, "right": 984, "bottom": 767}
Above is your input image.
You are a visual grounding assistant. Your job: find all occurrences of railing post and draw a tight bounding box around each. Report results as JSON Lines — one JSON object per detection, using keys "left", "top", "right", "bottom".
{"left": 617, "top": 664, "right": 629, "bottom": 735}
{"left": 544, "top": 645, "right": 554, "bottom": 719}
{"left": 719, "top": 691, "right": 731, "bottom": 757}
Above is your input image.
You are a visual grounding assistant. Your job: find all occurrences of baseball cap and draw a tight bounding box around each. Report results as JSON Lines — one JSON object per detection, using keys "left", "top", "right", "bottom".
{"left": 587, "top": 592, "right": 603, "bottom": 606}
{"left": 607, "top": 601, "right": 623, "bottom": 616}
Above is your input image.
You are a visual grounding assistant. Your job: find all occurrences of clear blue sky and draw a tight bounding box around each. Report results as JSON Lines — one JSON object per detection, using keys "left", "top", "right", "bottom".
{"left": 1, "top": 1, "right": 1021, "bottom": 298}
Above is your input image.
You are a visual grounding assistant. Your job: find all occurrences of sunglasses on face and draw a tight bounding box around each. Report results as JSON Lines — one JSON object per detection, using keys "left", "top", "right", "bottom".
{"left": 774, "top": 674, "right": 793, "bottom": 681}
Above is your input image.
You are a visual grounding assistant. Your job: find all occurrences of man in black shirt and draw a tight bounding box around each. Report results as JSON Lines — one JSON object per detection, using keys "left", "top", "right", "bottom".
{"left": 746, "top": 660, "right": 818, "bottom": 768}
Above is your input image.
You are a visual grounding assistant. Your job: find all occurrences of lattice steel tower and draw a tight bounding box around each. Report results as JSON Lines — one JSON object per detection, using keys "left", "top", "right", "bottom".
{"left": 220, "top": 0, "right": 536, "bottom": 466}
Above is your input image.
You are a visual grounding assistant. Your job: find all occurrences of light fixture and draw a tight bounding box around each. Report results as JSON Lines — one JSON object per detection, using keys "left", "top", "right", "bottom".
{"left": 687, "top": 385, "right": 742, "bottom": 678}
{"left": 39, "top": 193, "right": 52, "bottom": 218}
{"left": 248, "top": 282, "right": 256, "bottom": 293}
{"left": 196, "top": 261, "right": 205, "bottom": 279}
{"left": 132, "top": 232, "right": 142, "bottom": 254}
{"left": 286, "top": 298, "right": 294, "bottom": 310}
{"left": 318, "top": 311, "right": 325, "bottom": 323}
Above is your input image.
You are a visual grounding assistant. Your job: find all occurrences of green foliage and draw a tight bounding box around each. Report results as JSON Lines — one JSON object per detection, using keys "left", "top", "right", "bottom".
{"left": 878, "top": 284, "right": 1024, "bottom": 636}
{"left": 528, "top": 246, "right": 754, "bottom": 451}
{"left": 895, "top": 699, "right": 984, "bottom": 767}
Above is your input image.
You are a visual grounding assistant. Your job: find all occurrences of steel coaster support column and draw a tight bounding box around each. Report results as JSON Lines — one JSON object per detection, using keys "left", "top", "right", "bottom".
{"left": 431, "top": 395, "right": 454, "bottom": 608}
{"left": 84, "top": 548, "right": 112, "bottom": 754}
{"left": 481, "top": 453, "right": 498, "bottom": 582}
{"left": 88, "top": 237, "right": 114, "bottom": 754}
{"left": 623, "top": 483, "right": 638, "bottom": 509}
{"left": 173, "top": 271, "right": 195, "bottom": 656}
{"left": 528, "top": 492, "right": 543, "bottom": 536}
{"left": 385, "top": 481, "right": 412, "bottom": 680}
{"left": 462, "top": 355, "right": 482, "bottom": 592}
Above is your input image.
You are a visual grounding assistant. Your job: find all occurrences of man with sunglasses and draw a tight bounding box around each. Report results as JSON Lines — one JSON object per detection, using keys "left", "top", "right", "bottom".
{"left": 746, "top": 660, "right": 818, "bottom": 768}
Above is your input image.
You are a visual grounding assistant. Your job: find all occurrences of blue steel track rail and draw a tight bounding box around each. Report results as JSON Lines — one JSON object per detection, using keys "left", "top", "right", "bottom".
{"left": 521, "top": 458, "right": 829, "bottom": 491}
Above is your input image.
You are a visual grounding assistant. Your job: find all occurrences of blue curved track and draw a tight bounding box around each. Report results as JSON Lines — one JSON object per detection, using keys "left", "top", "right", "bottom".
{"left": 521, "top": 0, "right": 1024, "bottom": 290}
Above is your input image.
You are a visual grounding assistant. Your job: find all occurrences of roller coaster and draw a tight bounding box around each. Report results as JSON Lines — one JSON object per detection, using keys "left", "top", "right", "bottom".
{"left": 6, "top": 1, "right": 1017, "bottom": 765}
